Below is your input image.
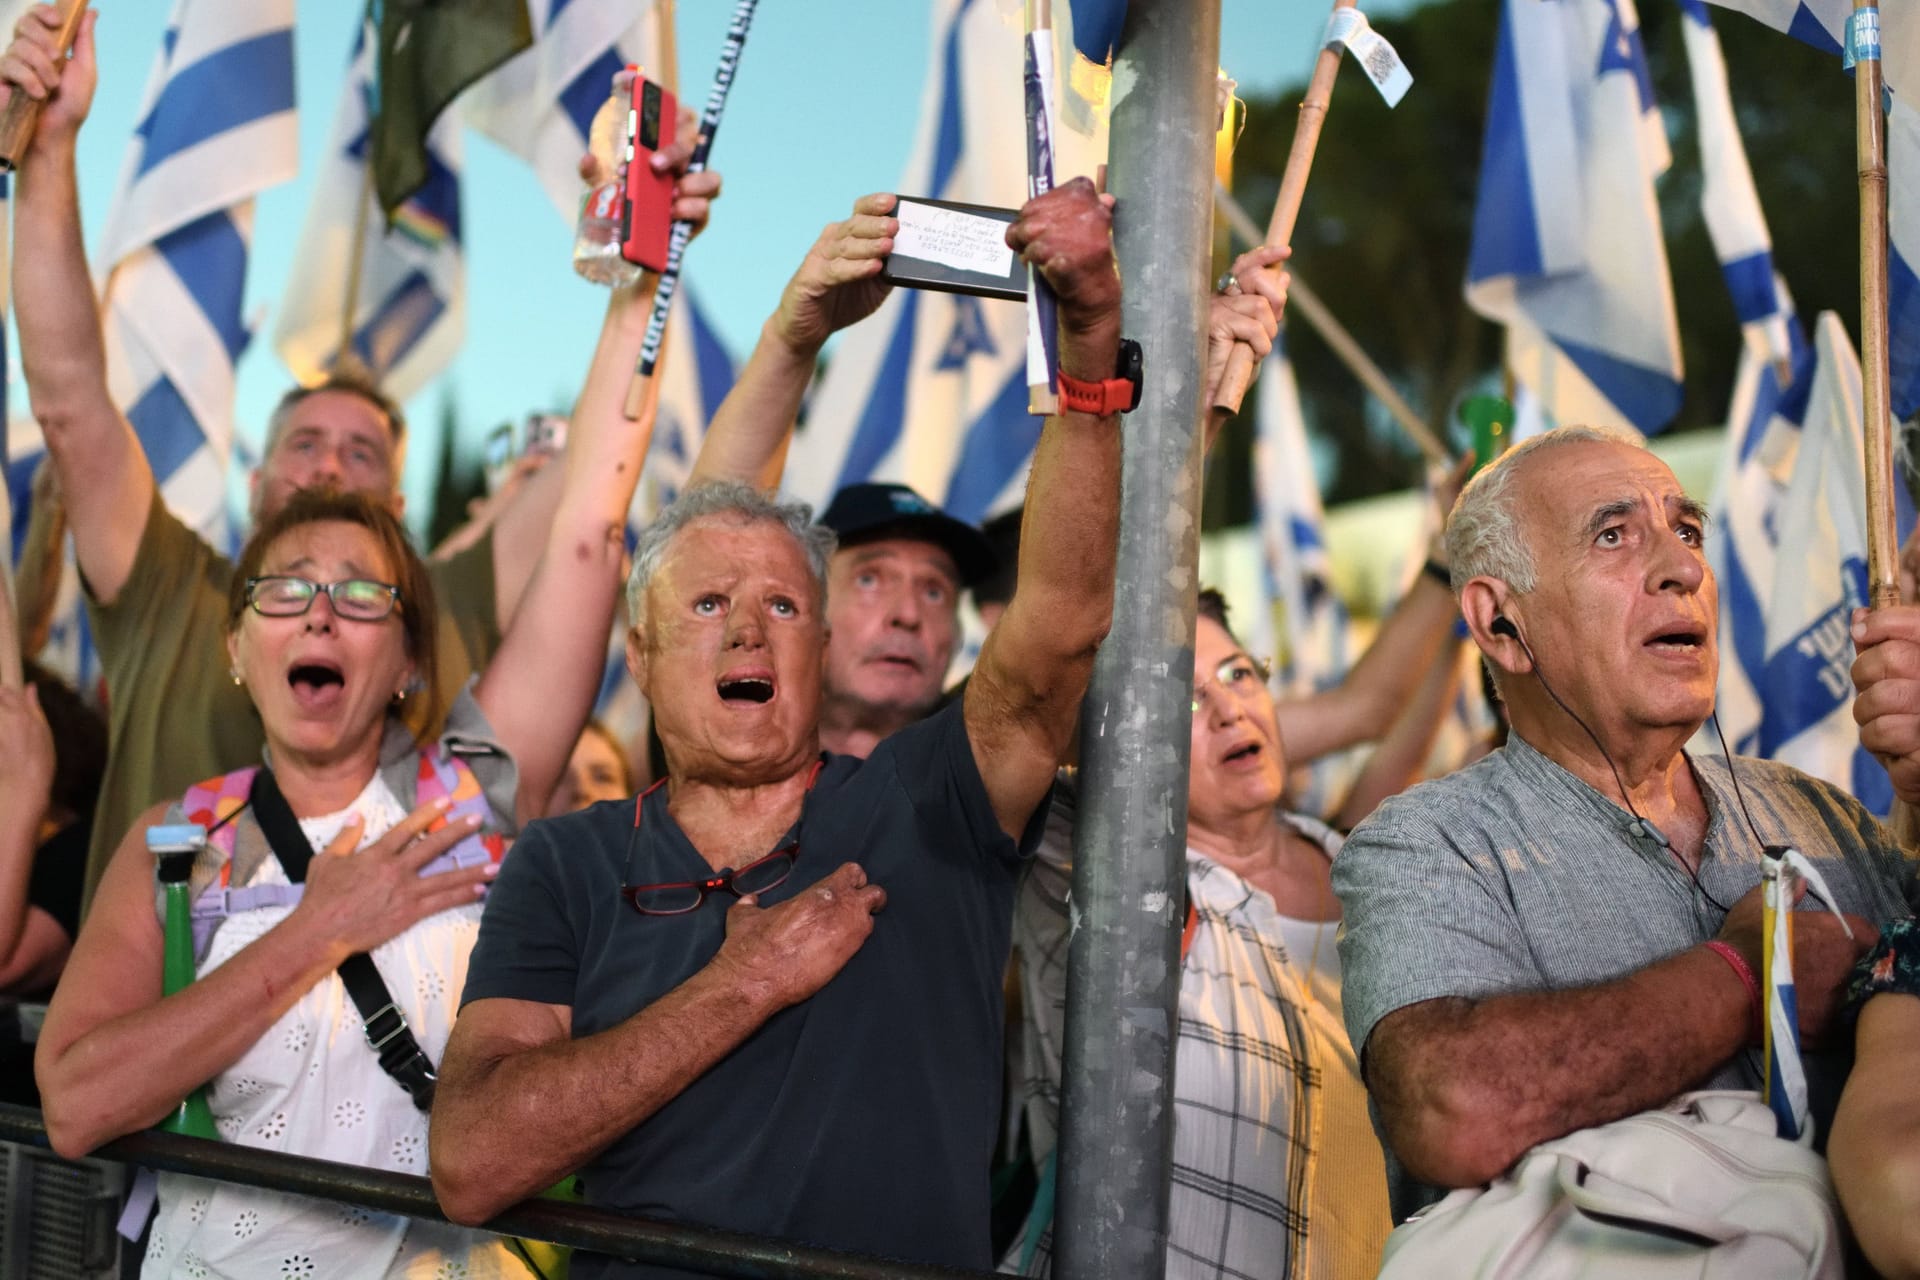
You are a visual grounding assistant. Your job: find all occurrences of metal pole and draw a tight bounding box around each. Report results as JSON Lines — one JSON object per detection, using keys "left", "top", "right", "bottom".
{"left": 1054, "top": 0, "right": 1219, "bottom": 1276}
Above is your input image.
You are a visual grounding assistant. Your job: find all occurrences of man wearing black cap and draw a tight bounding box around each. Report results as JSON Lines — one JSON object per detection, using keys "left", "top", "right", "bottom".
{"left": 815, "top": 481, "right": 998, "bottom": 758}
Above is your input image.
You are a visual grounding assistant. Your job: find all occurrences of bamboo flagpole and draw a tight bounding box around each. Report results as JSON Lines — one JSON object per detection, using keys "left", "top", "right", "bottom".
{"left": 1210, "top": 0, "right": 1355, "bottom": 415}
{"left": 0, "top": 0, "right": 85, "bottom": 172}
{"left": 623, "top": 0, "right": 758, "bottom": 419}
{"left": 1853, "top": 0, "right": 1899, "bottom": 610}
{"left": 1023, "top": 0, "right": 1060, "bottom": 415}
{"left": 1214, "top": 180, "right": 1450, "bottom": 466}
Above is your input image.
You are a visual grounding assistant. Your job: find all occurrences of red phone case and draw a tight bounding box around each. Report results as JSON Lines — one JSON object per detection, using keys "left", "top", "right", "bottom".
{"left": 621, "top": 77, "right": 677, "bottom": 272}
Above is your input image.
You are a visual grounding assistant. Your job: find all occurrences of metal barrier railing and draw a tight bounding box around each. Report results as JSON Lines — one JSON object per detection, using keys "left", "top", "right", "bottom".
{"left": 0, "top": 1104, "right": 999, "bottom": 1280}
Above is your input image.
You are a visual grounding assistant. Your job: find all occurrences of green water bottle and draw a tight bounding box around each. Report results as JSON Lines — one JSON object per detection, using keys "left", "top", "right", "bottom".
{"left": 148, "top": 825, "right": 219, "bottom": 1140}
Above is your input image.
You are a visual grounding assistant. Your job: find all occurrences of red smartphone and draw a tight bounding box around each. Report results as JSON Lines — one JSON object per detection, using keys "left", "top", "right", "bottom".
{"left": 621, "top": 76, "right": 677, "bottom": 272}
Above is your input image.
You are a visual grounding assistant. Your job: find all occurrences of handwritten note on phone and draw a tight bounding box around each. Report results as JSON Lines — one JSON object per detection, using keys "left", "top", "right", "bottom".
{"left": 894, "top": 201, "right": 1014, "bottom": 277}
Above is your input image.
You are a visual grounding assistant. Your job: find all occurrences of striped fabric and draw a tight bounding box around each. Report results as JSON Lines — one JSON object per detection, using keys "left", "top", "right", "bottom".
{"left": 1008, "top": 780, "right": 1384, "bottom": 1278}
{"left": 785, "top": 0, "right": 1107, "bottom": 523}
{"left": 98, "top": 0, "right": 296, "bottom": 545}
{"left": 1464, "top": 0, "right": 1683, "bottom": 434}
{"left": 273, "top": 18, "right": 463, "bottom": 402}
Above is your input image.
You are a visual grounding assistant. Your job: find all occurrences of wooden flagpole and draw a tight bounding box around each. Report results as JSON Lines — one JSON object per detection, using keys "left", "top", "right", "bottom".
{"left": 1210, "top": 0, "right": 1356, "bottom": 415}
{"left": 1856, "top": 0, "right": 1899, "bottom": 610}
{"left": 335, "top": 159, "right": 376, "bottom": 378}
{"left": 1850, "top": 1, "right": 1920, "bottom": 845}
{"left": 1214, "top": 180, "right": 1450, "bottom": 466}
{"left": 0, "top": 0, "right": 86, "bottom": 172}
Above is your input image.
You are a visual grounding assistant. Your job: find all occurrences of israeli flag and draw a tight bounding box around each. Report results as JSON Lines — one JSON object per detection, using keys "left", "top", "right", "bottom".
{"left": 461, "top": 0, "right": 735, "bottom": 521}
{"left": 1251, "top": 334, "right": 1348, "bottom": 703}
{"left": 465, "top": 0, "right": 660, "bottom": 223}
{"left": 1465, "top": 0, "right": 1683, "bottom": 434}
{"left": 1708, "top": 3, "right": 1920, "bottom": 418}
{"left": 1754, "top": 313, "right": 1915, "bottom": 814}
{"left": 98, "top": 0, "right": 296, "bottom": 545}
{"left": 1708, "top": 306, "right": 1808, "bottom": 756}
{"left": 785, "top": 0, "right": 1106, "bottom": 521}
{"left": 273, "top": 20, "right": 464, "bottom": 403}
{"left": 1680, "top": 0, "right": 1794, "bottom": 369}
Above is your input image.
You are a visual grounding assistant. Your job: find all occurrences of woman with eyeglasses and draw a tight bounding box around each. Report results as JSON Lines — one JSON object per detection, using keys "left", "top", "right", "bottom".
{"left": 1006, "top": 588, "right": 1396, "bottom": 1279}
{"left": 36, "top": 488, "right": 613, "bottom": 1278}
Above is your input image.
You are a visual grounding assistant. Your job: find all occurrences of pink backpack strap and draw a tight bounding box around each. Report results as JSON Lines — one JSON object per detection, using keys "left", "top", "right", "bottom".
{"left": 415, "top": 748, "right": 509, "bottom": 867}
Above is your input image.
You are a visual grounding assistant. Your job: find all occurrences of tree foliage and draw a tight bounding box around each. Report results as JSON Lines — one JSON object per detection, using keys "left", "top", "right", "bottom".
{"left": 1210, "top": 0, "right": 1856, "bottom": 523}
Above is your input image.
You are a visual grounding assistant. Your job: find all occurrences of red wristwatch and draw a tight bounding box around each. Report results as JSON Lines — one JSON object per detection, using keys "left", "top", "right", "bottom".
{"left": 1056, "top": 338, "right": 1143, "bottom": 415}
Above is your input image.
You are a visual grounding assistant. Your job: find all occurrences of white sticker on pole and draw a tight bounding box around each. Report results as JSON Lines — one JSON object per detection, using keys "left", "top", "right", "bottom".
{"left": 1323, "top": 9, "right": 1413, "bottom": 108}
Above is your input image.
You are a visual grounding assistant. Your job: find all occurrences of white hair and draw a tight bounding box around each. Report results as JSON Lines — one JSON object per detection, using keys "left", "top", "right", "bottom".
{"left": 625, "top": 482, "right": 837, "bottom": 629}
{"left": 1445, "top": 424, "right": 1644, "bottom": 593}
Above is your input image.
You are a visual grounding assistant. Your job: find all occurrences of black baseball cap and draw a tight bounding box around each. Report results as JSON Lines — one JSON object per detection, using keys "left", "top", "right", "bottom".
{"left": 817, "top": 482, "right": 1000, "bottom": 588}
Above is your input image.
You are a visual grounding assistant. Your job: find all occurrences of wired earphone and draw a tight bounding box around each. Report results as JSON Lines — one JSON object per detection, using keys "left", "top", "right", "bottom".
{"left": 1489, "top": 612, "right": 1787, "bottom": 917}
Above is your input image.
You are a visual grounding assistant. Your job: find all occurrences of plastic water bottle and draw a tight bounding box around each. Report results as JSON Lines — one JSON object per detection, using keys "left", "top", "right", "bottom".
{"left": 572, "top": 75, "right": 644, "bottom": 288}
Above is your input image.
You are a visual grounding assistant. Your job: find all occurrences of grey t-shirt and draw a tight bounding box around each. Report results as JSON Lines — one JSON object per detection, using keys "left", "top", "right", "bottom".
{"left": 1334, "top": 734, "right": 1919, "bottom": 1218}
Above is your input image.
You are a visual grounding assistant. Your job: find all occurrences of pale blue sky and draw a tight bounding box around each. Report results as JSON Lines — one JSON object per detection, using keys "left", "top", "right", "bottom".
{"left": 51, "top": 1, "right": 1421, "bottom": 523}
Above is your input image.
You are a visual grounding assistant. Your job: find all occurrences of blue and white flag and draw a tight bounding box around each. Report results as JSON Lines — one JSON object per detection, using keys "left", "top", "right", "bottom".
{"left": 273, "top": 20, "right": 463, "bottom": 403}
{"left": 1465, "top": 0, "right": 1683, "bottom": 434}
{"left": 1680, "top": 0, "right": 1794, "bottom": 371}
{"left": 1708, "top": 2, "right": 1920, "bottom": 416}
{"left": 465, "top": 0, "right": 660, "bottom": 223}
{"left": 1752, "top": 312, "right": 1915, "bottom": 814}
{"left": 1251, "top": 333, "right": 1348, "bottom": 702}
{"left": 786, "top": 0, "right": 1107, "bottom": 521}
{"left": 1709, "top": 304, "right": 1807, "bottom": 755}
{"left": 99, "top": 0, "right": 296, "bottom": 544}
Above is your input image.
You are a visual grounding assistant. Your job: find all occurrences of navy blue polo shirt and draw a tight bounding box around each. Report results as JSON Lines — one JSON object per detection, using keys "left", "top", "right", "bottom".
{"left": 461, "top": 701, "right": 1047, "bottom": 1278}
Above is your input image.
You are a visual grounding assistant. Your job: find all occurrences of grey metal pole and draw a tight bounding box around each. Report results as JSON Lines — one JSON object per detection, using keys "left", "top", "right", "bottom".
{"left": 1053, "top": 0, "right": 1220, "bottom": 1276}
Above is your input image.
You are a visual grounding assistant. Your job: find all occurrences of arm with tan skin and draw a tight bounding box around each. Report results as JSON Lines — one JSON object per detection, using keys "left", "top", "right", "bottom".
{"left": 483, "top": 105, "right": 721, "bottom": 633}
{"left": 0, "top": 687, "right": 70, "bottom": 992}
{"left": 3, "top": 8, "right": 154, "bottom": 605}
{"left": 688, "top": 193, "right": 900, "bottom": 492}
{"left": 471, "top": 118, "right": 721, "bottom": 817}
{"left": 963, "top": 180, "right": 1122, "bottom": 839}
{"left": 1329, "top": 638, "right": 1465, "bottom": 830}
{"left": 1277, "top": 458, "right": 1472, "bottom": 767}
{"left": 35, "top": 800, "right": 489, "bottom": 1157}
{"left": 1830, "top": 995, "right": 1920, "bottom": 1280}
{"left": 429, "top": 861, "right": 885, "bottom": 1224}
{"left": 1366, "top": 883, "right": 1870, "bottom": 1187}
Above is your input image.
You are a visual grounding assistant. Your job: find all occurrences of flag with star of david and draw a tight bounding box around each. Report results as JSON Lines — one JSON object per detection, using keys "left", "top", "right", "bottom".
{"left": 783, "top": 0, "right": 1109, "bottom": 522}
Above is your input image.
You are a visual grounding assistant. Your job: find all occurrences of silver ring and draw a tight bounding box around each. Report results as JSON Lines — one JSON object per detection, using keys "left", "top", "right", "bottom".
{"left": 1216, "top": 272, "right": 1242, "bottom": 296}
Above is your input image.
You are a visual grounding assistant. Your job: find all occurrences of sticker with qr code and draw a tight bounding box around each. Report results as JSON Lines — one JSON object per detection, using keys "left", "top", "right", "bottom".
{"left": 1323, "top": 9, "right": 1413, "bottom": 108}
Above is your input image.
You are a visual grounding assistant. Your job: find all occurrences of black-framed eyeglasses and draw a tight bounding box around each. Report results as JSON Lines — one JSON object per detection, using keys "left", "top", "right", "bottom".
{"left": 244, "top": 575, "right": 402, "bottom": 622}
{"left": 621, "top": 840, "right": 801, "bottom": 916}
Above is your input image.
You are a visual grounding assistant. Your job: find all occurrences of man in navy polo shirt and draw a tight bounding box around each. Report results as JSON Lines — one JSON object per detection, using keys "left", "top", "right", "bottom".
{"left": 430, "top": 178, "right": 1127, "bottom": 1277}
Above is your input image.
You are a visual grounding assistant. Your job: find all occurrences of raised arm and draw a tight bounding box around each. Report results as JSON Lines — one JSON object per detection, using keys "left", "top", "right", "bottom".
{"left": 483, "top": 107, "right": 722, "bottom": 635}
{"left": 3, "top": 8, "right": 155, "bottom": 605}
{"left": 1278, "top": 459, "right": 1470, "bottom": 766}
{"left": 688, "top": 193, "right": 898, "bottom": 492}
{"left": 472, "top": 138, "right": 720, "bottom": 818}
{"left": 965, "top": 179, "right": 1120, "bottom": 839}
{"left": 431, "top": 861, "right": 885, "bottom": 1223}
{"left": 1328, "top": 637, "right": 1466, "bottom": 830}
{"left": 1363, "top": 883, "right": 1867, "bottom": 1187}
